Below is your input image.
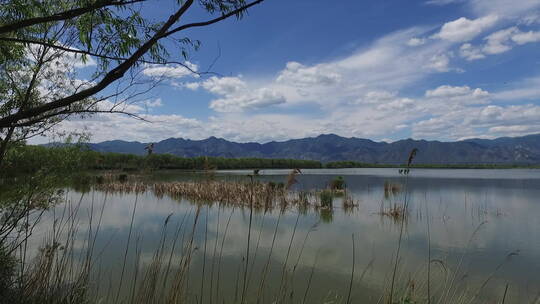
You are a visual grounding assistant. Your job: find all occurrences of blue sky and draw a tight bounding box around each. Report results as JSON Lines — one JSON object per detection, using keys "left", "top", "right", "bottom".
{"left": 44, "top": 0, "right": 540, "bottom": 143}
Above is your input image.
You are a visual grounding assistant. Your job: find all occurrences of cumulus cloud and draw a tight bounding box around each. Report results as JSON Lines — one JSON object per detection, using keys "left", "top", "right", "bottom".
{"left": 277, "top": 61, "right": 342, "bottom": 86}
{"left": 426, "top": 85, "right": 489, "bottom": 98}
{"left": 413, "top": 102, "right": 540, "bottom": 139}
{"left": 425, "top": 53, "right": 452, "bottom": 72}
{"left": 459, "top": 43, "right": 485, "bottom": 60}
{"left": 512, "top": 30, "right": 540, "bottom": 44}
{"left": 376, "top": 98, "right": 416, "bottom": 111}
{"left": 199, "top": 76, "right": 285, "bottom": 112}
{"left": 483, "top": 27, "right": 520, "bottom": 54}
{"left": 201, "top": 76, "right": 247, "bottom": 95}
{"left": 32, "top": 0, "right": 540, "bottom": 144}
{"left": 433, "top": 15, "right": 499, "bottom": 42}
{"left": 142, "top": 62, "right": 198, "bottom": 78}
{"left": 183, "top": 82, "right": 201, "bottom": 90}
{"left": 179, "top": 26, "right": 463, "bottom": 118}
{"left": 51, "top": 112, "right": 203, "bottom": 143}
{"left": 473, "top": 104, "right": 540, "bottom": 126}
{"left": 459, "top": 27, "right": 540, "bottom": 60}
{"left": 209, "top": 87, "right": 286, "bottom": 112}
{"left": 425, "top": 85, "right": 490, "bottom": 105}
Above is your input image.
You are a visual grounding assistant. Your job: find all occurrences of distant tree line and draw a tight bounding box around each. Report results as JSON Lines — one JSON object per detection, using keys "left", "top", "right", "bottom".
{"left": 87, "top": 150, "right": 323, "bottom": 170}
{"left": 2, "top": 145, "right": 323, "bottom": 173}
{"left": 325, "top": 160, "right": 539, "bottom": 169}
{"left": 3, "top": 145, "right": 538, "bottom": 177}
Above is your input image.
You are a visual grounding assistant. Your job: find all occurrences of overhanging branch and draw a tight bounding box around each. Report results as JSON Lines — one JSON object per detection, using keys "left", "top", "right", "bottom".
{"left": 0, "top": 0, "right": 147, "bottom": 34}
{"left": 0, "top": 0, "right": 265, "bottom": 129}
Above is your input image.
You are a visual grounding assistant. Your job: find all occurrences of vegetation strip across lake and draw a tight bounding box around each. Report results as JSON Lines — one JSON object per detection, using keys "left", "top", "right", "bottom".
{"left": 4, "top": 145, "right": 538, "bottom": 178}
{"left": 93, "top": 179, "right": 357, "bottom": 212}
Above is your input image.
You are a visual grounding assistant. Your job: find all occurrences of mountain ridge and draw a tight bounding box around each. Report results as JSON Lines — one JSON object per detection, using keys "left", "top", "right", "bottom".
{"left": 83, "top": 133, "right": 540, "bottom": 164}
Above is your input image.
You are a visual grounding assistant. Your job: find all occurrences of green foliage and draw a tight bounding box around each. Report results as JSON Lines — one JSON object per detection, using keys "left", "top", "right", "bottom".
{"left": 0, "top": 246, "right": 16, "bottom": 301}
{"left": 1, "top": 143, "right": 84, "bottom": 178}
{"left": 73, "top": 149, "right": 323, "bottom": 171}
{"left": 319, "top": 209, "right": 333, "bottom": 223}
{"left": 319, "top": 190, "right": 333, "bottom": 208}
{"left": 0, "top": 144, "right": 87, "bottom": 248}
{"left": 329, "top": 176, "right": 346, "bottom": 190}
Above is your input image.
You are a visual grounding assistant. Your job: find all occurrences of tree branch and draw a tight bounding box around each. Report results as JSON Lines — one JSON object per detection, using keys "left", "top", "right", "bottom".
{"left": 162, "top": 0, "right": 265, "bottom": 38}
{"left": 0, "top": 36, "right": 202, "bottom": 75}
{"left": 0, "top": 0, "right": 147, "bottom": 34}
{"left": 0, "top": 0, "right": 265, "bottom": 129}
{"left": 0, "top": 0, "right": 196, "bottom": 128}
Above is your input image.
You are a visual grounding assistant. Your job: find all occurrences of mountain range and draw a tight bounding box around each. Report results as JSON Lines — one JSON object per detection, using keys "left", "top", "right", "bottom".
{"left": 83, "top": 133, "right": 540, "bottom": 164}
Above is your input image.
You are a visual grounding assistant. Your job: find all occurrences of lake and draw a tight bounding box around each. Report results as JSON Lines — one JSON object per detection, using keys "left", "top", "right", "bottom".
{"left": 26, "top": 168, "right": 540, "bottom": 303}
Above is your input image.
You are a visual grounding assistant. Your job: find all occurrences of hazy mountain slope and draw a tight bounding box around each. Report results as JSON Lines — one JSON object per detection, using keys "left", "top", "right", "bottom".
{"left": 84, "top": 133, "right": 540, "bottom": 164}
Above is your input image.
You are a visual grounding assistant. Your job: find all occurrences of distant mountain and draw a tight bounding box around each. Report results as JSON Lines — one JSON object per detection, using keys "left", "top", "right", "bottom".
{"left": 84, "top": 133, "right": 540, "bottom": 164}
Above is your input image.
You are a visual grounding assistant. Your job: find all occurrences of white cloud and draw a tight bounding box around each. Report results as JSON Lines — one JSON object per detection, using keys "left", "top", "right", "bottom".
{"left": 183, "top": 82, "right": 201, "bottom": 90}
{"left": 201, "top": 76, "right": 247, "bottom": 95}
{"left": 376, "top": 98, "right": 416, "bottom": 111}
{"left": 459, "top": 43, "right": 485, "bottom": 60}
{"left": 277, "top": 61, "right": 342, "bottom": 86}
{"left": 50, "top": 112, "right": 203, "bottom": 143}
{"left": 144, "top": 98, "right": 163, "bottom": 108}
{"left": 413, "top": 103, "right": 540, "bottom": 139}
{"left": 355, "top": 91, "right": 397, "bottom": 104}
{"left": 192, "top": 27, "right": 459, "bottom": 113}
{"left": 425, "top": 85, "right": 489, "bottom": 100}
{"left": 142, "top": 62, "right": 198, "bottom": 78}
{"left": 65, "top": 52, "right": 97, "bottom": 69}
{"left": 473, "top": 104, "right": 540, "bottom": 126}
{"left": 209, "top": 87, "right": 286, "bottom": 112}
{"left": 469, "top": 0, "right": 540, "bottom": 18}
{"left": 407, "top": 37, "right": 426, "bottom": 46}
{"left": 512, "top": 30, "right": 540, "bottom": 44}
{"left": 483, "top": 27, "right": 520, "bottom": 54}
{"left": 521, "top": 13, "right": 540, "bottom": 25}
{"left": 199, "top": 76, "right": 285, "bottom": 112}
{"left": 458, "top": 27, "right": 540, "bottom": 60}
{"left": 433, "top": 15, "right": 499, "bottom": 42}
{"left": 32, "top": 4, "right": 540, "bottom": 144}
{"left": 425, "top": 53, "right": 452, "bottom": 72}
{"left": 493, "top": 76, "right": 540, "bottom": 100}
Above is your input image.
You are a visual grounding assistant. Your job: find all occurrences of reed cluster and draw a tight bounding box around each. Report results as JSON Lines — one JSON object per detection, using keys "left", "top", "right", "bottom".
{"left": 94, "top": 181, "right": 147, "bottom": 193}
{"left": 380, "top": 204, "right": 407, "bottom": 221}
{"left": 93, "top": 179, "right": 356, "bottom": 213}
{"left": 383, "top": 181, "right": 402, "bottom": 199}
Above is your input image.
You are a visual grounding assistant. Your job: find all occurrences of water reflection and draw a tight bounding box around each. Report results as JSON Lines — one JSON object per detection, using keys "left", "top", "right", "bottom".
{"left": 25, "top": 168, "right": 540, "bottom": 303}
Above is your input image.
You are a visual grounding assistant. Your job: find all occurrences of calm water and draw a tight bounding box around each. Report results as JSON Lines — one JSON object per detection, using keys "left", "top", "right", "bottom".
{"left": 28, "top": 168, "right": 540, "bottom": 303}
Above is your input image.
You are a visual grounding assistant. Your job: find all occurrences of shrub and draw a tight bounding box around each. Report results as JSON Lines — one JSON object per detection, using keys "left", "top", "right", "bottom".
{"left": 0, "top": 246, "right": 16, "bottom": 301}
{"left": 329, "top": 176, "right": 346, "bottom": 190}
